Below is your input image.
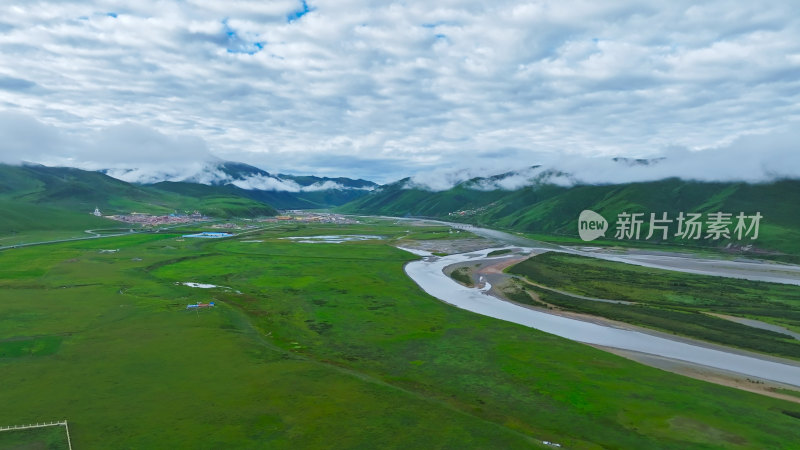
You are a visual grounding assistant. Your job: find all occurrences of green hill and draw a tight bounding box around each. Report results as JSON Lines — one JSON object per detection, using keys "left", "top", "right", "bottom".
{"left": 0, "top": 163, "right": 169, "bottom": 212}
{"left": 340, "top": 176, "right": 800, "bottom": 256}
{"left": 339, "top": 178, "right": 510, "bottom": 217}
{"left": 0, "top": 164, "right": 277, "bottom": 236}
{"left": 148, "top": 181, "right": 367, "bottom": 211}
{"left": 168, "top": 160, "right": 377, "bottom": 209}
{"left": 0, "top": 199, "right": 111, "bottom": 235}
{"left": 143, "top": 181, "right": 277, "bottom": 217}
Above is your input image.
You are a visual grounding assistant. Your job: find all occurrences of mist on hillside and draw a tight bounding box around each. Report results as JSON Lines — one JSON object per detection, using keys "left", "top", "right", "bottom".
{"left": 404, "top": 129, "right": 800, "bottom": 191}
{"left": 2, "top": 111, "right": 798, "bottom": 191}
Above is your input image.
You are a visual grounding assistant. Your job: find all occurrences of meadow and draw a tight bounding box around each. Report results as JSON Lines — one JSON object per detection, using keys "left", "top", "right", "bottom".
{"left": 2, "top": 222, "right": 800, "bottom": 448}
{"left": 0, "top": 425, "right": 70, "bottom": 449}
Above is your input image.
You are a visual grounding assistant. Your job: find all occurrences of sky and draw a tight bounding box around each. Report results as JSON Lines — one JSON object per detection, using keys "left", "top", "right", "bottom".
{"left": 0, "top": 0, "right": 799, "bottom": 187}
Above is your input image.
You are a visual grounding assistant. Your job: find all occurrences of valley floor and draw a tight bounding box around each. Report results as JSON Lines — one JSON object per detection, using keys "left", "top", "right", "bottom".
{"left": 2, "top": 219, "right": 800, "bottom": 448}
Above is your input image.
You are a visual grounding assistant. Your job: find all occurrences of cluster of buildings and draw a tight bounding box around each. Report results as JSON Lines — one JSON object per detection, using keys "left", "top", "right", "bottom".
{"left": 182, "top": 232, "right": 233, "bottom": 239}
{"left": 448, "top": 208, "right": 482, "bottom": 217}
{"left": 448, "top": 202, "right": 496, "bottom": 218}
{"left": 106, "top": 211, "right": 207, "bottom": 226}
{"left": 210, "top": 222, "right": 260, "bottom": 230}
{"left": 95, "top": 207, "right": 358, "bottom": 227}
{"left": 258, "top": 212, "right": 360, "bottom": 224}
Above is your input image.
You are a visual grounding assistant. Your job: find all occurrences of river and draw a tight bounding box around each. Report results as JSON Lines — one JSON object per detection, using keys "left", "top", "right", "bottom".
{"left": 402, "top": 247, "right": 800, "bottom": 387}
{"left": 428, "top": 220, "right": 800, "bottom": 286}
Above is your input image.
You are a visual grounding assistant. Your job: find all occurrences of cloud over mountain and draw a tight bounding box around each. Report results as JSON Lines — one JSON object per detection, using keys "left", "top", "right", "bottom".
{"left": 1, "top": 1, "right": 798, "bottom": 182}
{"left": 404, "top": 128, "right": 800, "bottom": 191}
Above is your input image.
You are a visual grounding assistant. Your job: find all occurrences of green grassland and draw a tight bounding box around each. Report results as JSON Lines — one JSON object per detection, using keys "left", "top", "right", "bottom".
{"left": 0, "top": 200, "right": 117, "bottom": 240}
{"left": 508, "top": 252, "right": 800, "bottom": 359}
{"left": 0, "top": 426, "right": 70, "bottom": 449}
{"left": 2, "top": 224, "right": 800, "bottom": 448}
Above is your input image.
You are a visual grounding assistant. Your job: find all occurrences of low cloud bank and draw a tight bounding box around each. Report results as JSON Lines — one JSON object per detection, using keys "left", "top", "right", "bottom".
{"left": 404, "top": 129, "right": 800, "bottom": 191}
{"left": 0, "top": 113, "right": 371, "bottom": 192}
{"left": 230, "top": 175, "right": 366, "bottom": 192}
{"left": 109, "top": 167, "right": 373, "bottom": 192}
{"left": 2, "top": 112, "right": 797, "bottom": 192}
{"left": 229, "top": 175, "right": 372, "bottom": 192}
{"left": 230, "top": 175, "right": 303, "bottom": 192}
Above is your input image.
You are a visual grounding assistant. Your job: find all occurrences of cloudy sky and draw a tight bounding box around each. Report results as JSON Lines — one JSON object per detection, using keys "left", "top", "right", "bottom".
{"left": 0, "top": 0, "right": 799, "bottom": 185}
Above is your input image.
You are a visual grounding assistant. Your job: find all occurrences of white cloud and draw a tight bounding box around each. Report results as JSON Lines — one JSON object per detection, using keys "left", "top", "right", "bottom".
{"left": 301, "top": 180, "right": 356, "bottom": 192}
{"left": 0, "top": 1, "right": 798, "bottom": 183}
{"left": 231, "top": 175, "right": 303, "bottom": 192}
{"left": 405, "top": 128, "right": 800, "bottom": 191}
{"left": 231, "top": 175, "right": 372, "bottom": 192}
{"left": 557, "top": 129, "right": 800, "bottom": 185}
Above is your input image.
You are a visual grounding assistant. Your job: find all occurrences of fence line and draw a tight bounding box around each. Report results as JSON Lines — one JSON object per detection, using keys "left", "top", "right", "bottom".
{"left": 64, "top": 420, "right": 73, "bottom": 450}
{"left": 0, "top": 420, "right": 72, "bottom": 449}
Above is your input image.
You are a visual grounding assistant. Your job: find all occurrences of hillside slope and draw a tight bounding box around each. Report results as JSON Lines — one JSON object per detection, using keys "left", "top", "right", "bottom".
{"left": 0, "top": 164, "right": 277, "bottom": 235}
{"left": 340, "top": 177, "right": 800, "bottom": 255}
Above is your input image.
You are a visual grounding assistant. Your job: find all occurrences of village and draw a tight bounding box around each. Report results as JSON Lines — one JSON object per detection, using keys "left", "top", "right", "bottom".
{"left": 93, "top": 207, "right": 359, "bottom": 228}
{"left": 91, "top": 206, "right": 209, "bottom": 226}
{"left": 254, "top": 211, "right": 361, "bottom": 225}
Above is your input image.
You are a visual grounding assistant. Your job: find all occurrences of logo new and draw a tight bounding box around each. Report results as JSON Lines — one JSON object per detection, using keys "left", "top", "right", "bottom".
{"left": 578, "top": 210, "right": 608, "bottom": 242}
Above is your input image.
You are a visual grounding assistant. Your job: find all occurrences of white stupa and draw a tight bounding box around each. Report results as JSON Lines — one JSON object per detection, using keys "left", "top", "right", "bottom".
{"left": 93, "top": 207, "right": 102, "bottom": 217}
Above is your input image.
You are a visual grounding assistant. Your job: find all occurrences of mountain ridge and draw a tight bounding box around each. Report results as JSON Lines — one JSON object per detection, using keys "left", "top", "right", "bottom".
{"left": 339, "top": 173, "right": 800, "bottom": 257}
{"left": 101, "top": 160, "right": 378, "bottom": 209}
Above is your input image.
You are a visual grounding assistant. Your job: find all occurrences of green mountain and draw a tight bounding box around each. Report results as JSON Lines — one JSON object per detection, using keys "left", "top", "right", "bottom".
{"left": 340, "top": 175, "right": 800, "bottom": 256}
{"left": 165, "top": 161, "right": 378, "bottom": 209}
{"left": 147, "top": 181, "right": 312, "bottom": 211}
{"left": 199, "top": 161, "right": 376, "bottom": 190}
{"left": 278, "top": 173, "right": 377, "bottom": 190}
{"left": 1, "top": 163, "right": 166, "bottom": 210}
{"left": 0, "top": 164, "right": 276, "bottom": 235}
{"left": 339, "top": 178, "right": 510, "bottom": 217}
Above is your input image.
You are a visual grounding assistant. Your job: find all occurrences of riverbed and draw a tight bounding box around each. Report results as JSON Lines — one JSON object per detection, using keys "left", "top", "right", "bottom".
{"left": 416, "top": 220, "right": 800, "bottom": 286}
{"left": 402, "top": 247, "right": 800, "bottom": 388}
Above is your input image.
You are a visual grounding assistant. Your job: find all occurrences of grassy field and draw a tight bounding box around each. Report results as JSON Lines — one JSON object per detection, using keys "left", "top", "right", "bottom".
{"left": 508, "top": 252, "right": 800, "bottom": 359}
{"left": 2, "top": 223, "right": 800, "bottom": 448}
{"left": 0, "top": 426, "right": 70, "bottom": 449}
{"left": 515, "top": 231, "right": 800, "bottom": 265}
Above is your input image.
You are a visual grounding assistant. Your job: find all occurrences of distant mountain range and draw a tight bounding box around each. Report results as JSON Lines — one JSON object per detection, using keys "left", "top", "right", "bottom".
{"left": 2, "top": 160, "right": 799, "bottom": 257}
{"left": 98, "top": 160, "right": 377, "bottom": 210}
